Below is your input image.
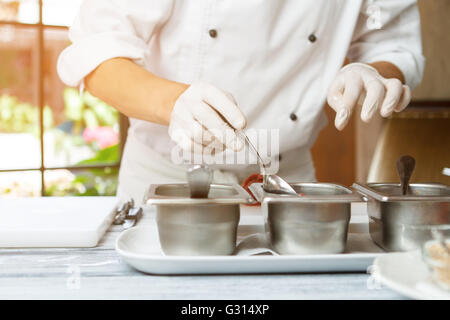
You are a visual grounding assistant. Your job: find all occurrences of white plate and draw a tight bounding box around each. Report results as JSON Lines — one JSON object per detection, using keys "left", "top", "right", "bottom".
{"left": 372, "top": 251, "right": 450, "bottom": 300}
{"left": 116, "top": 216, "right": 385, "bottom": 275}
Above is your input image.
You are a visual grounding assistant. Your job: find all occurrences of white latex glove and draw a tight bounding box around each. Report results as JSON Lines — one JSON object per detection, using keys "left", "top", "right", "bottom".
{"left": 169, "top": 81, "right": 247, "bottom": 154}
{"left": 327, "top": 63, "right": 411, "bottom": 130}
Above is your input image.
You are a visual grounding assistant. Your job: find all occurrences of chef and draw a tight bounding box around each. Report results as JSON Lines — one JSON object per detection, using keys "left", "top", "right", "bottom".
{"left": 57, "top": 0, "right": 424, "bottom": 202}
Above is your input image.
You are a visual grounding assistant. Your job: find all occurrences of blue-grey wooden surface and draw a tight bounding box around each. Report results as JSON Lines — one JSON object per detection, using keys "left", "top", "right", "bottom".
{"left": 0, "top": 201, "right": 404, "bottom": 299}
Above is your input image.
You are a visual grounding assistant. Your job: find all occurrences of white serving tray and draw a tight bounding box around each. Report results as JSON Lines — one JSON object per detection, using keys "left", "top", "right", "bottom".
{"left": 116, "top": 215, "right": 385, "bottom": 274}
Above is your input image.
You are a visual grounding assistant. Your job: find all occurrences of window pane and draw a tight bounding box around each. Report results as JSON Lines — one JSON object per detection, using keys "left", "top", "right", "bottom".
{"left": 0, "top": 25, "right": 40, "bottom": 170}
{"left": 0, "top": 170, "right": 41, "bottom": 197}
{"left": 0, "top": 0, "right": 39, "bottom": 24}
{"left": 43, "top": 0, "right": 82, "bottom": 26}
{"left": 44, "top": 28, "right": 121, "bottom": 167}
{"left": 44, "top": 168, "right": 118, "bottom": 196}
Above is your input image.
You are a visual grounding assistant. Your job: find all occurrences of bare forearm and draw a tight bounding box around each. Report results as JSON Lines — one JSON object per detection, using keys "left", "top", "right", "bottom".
{"left": 85, "top": 58, "right": 188, "bottom": 125}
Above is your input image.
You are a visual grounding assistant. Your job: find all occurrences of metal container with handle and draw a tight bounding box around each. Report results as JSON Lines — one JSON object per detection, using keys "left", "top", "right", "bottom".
{"left": 353, "top": 182, "right": 450, "bottom": 252}
{"left": 144, "top": 183, "right": 254, "bottom": 256}
{"left": 249, "top": 182, "right": 362, "bottom": 255}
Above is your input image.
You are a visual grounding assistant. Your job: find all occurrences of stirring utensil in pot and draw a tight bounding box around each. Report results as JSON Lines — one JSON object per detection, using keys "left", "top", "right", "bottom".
{"left": 235, "top": 129, "right": 297, "bottom": 196}
{"left": 396, "top": 155, "right": 416, "bottom": 196}
{"left": 187, "top": 165, "right": 213, "bottom": 198}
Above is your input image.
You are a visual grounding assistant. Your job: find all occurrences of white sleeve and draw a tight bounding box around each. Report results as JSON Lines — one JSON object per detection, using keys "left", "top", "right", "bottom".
{"left": 57, "top": 0, "right": 173, "bottom": 87}
{"left": 347, "top": 0, "right": 425, "bottom": 89}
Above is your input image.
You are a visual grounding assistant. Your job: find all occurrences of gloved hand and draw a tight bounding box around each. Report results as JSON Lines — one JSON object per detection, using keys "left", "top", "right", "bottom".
{"left": 169, "top": 81, "right": 247, "bottom": 154}
{"left": 327, "top": 63, "right": 411, "bottom": 130}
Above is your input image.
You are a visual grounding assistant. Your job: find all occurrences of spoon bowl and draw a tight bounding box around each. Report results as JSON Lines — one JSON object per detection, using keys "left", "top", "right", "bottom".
{"left": 186, "top": 165, "right": 212, "bottom": 198}
{"left": 236, "top": 129, "right": 298, "bottom": 196}
{"left": 262, "top": 174, "right": 298, "bottom": 196}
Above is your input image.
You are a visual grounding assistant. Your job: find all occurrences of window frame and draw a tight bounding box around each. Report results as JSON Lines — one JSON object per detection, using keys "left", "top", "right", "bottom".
{"left": 0, "top": 0, "right": 127, "bottom": 196}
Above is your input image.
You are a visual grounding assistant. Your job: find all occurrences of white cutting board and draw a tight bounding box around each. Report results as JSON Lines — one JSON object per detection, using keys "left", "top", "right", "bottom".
{"left": 0, "top": 196, "right": 118, "bottom": 248}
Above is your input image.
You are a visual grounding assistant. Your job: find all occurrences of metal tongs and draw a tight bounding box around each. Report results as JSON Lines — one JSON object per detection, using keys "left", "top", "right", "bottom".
{"left": 113, "top": 199, "right": 143, "bottom": 229}
{"left": 235, "top": 129, "right": 297, "bottom": 196}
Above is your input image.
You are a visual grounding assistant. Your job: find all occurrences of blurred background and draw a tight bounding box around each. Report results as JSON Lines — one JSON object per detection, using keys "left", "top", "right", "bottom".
{"left": 0, "top": 0, "right": 449, "bottom": 198}
{"left": 312, "top": 0, "right": 450, "bottom": 187}
{"left": 0, "top": 0, "right": 124, "bottom": 197}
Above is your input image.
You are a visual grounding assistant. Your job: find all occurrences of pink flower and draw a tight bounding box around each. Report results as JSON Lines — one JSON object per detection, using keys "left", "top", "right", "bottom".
{"left": 83, "top": 127, "right": 119, "bottom": 149}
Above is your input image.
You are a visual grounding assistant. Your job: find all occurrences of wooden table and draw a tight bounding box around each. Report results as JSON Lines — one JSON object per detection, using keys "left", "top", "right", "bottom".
{"left": 0, "top": 201, "right": 404, "bottom": 300}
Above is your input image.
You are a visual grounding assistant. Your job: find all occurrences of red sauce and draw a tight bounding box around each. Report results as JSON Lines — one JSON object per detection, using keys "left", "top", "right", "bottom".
{"left": 241, "top": 173, "right": 263, "bottom": 206}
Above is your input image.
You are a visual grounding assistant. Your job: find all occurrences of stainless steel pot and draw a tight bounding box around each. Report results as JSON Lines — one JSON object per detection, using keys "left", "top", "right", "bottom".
{"left": 144, "top": 184, "right": 254, "bottom": 256}
{"left": 249, "top": 183, "right": 361, "bottom": 255}
{"left": 353, "top": 183, "right": 450, "bottom": 252}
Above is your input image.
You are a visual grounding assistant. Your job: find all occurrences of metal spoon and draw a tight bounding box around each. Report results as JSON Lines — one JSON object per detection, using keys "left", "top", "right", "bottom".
{"left": 186, "top": 165, "right": 212, "bottom": 198}
{"left": 396, "top": 155, "right": 415, "bottom": 196}
{"left": 235, "top": 130, "right": 297, "bottom": 196}
{"left": 262, "top": 174, "right": 298, "bottom": 196}
{"left": 235, "top": 129, "right": 268, "bottom": 174}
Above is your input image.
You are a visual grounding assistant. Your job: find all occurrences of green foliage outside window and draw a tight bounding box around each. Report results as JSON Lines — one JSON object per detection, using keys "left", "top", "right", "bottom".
{"left": 0, "top": 88, "right": 121, "bottom": 197}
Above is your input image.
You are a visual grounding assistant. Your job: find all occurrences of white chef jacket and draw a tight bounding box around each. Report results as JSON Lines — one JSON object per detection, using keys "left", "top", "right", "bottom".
{"left": 57, "top": 0, "right": 424, "bottom": 198}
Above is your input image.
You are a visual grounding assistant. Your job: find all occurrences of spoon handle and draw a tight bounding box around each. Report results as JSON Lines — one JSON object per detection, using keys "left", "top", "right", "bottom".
{"left": 235, "top": 129, "right": 267, "bottom": 175}
{"left": 396, "top": 155, "right": 416, "bottom": 196}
